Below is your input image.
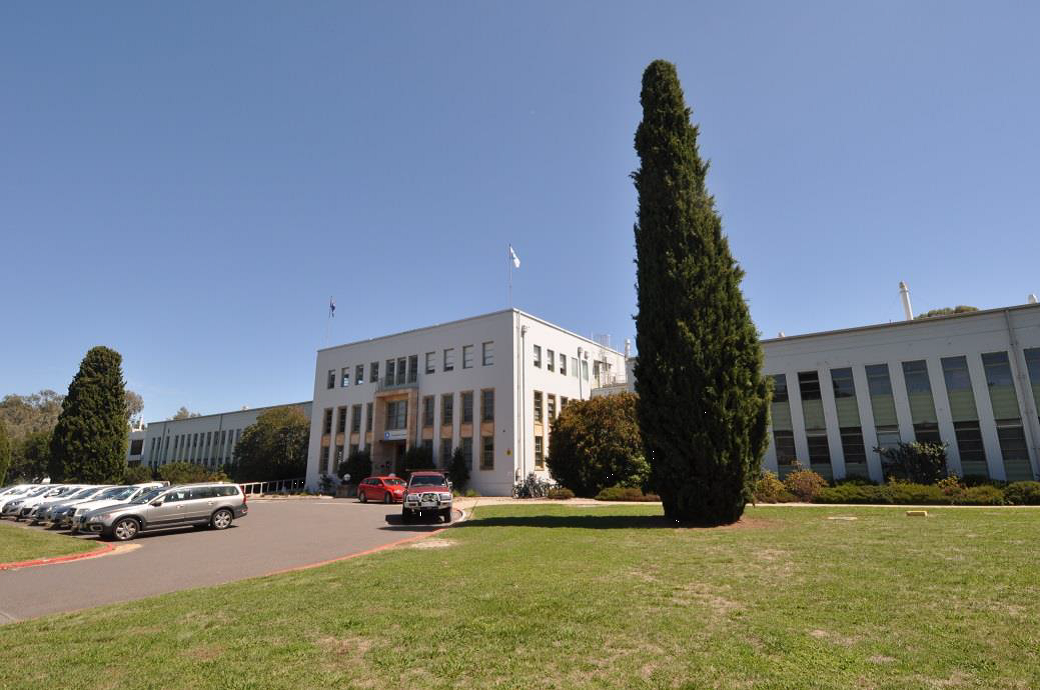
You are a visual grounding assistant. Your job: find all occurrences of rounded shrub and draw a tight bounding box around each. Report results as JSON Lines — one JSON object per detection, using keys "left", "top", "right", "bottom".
{"left": 1004, "top": 481, "right": 1040, "bottom": 505}
{"left": 753, "top": 471, "right": 787, "bottom": 503}
{"left": 783, "top": 468, "right": 828, "bottom": 502}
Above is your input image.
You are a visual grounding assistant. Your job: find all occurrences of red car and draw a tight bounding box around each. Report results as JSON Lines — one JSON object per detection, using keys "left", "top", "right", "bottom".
{"left": 357, "top": 476, "right": 406, "bottom": 504}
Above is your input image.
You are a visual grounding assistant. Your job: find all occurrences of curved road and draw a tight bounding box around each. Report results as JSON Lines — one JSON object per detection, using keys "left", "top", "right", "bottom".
{"left": 0, "top": 499, "right": 446, "bottom": 624}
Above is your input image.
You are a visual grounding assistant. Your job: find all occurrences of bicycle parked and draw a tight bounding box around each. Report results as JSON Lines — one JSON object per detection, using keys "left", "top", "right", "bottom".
{"left": 511, "top": 472, "right": 552, "bottom": 499}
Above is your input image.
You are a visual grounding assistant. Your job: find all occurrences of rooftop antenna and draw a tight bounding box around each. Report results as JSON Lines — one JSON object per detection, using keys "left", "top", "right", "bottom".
{"left": 899, "top": 281, "right": 914, "bottom": 321}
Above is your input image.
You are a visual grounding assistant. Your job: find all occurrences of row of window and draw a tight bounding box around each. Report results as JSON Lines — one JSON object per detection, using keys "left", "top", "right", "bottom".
{"left": 145, "top": 427, "right": 243, "bottom": 468}
{"left": 321, "top": 389, "right": 498, "bottom": 438}
{"left": 325, "top": 342, "right": 495, "bottom": 390}
{"left": 319, "top": 435, "right": 496, "bottom": 474}
{"left": 532, "top": 345, "right": 590, "bottom": 380}
{"left": 769, "top": 348, "right": 1040, "bottom": 481}
{"left": 533, "top": 390, "right": 568, "bottom": 424}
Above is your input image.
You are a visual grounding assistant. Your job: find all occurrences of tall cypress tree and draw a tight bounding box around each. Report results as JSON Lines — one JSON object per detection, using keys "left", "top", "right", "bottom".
{"left": 49, "top": 346, "right": 129, "bottom": 482}
{"left": 632, "top": 60, "right": 770, "bottom": 526}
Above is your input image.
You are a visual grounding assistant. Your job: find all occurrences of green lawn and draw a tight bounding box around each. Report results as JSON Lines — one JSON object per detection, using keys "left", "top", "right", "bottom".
{"left": 2, "top": 504, "right": 1040, "bottom": 689}
{"left": 0, "top": 521, "right": 96, "bottom": 564}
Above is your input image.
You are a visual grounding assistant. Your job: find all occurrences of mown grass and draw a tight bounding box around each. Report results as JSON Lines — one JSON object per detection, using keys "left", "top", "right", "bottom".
{"left": 2, "top": 504, "right": 1040, "bottom": 689}
{"left": 0, "top": 521, "right": 96, "bottom": 564}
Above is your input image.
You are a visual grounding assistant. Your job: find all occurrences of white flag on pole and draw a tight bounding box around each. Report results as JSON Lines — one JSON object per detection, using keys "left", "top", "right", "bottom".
{"left": 509, "top": 245, "right": 521, "bottom": 268}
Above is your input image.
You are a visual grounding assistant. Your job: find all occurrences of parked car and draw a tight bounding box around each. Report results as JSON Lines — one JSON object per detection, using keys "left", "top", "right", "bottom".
{"left": 0, "top": 485, "right": 47, "bottom": 516}
{"left": 401, "top": 471, "right": 453, "bottom": 523}
{"left": 3, "top": 485, "right": 84, "bottom": 521}
{"left": 81, "top": 483, "right": 248, "bottom": 541}
{"left": 32, "top": 485, "right": 110, "bottom": 524}
{"left": 357, "top": 476, "right": 407, "bottom": 504}
{"left": 68, "top": 483, "right": 166, "bottom": 532}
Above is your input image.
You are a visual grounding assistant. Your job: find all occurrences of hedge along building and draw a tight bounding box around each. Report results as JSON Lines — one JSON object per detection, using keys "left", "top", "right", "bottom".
{"left": 306, "top": 309, "right": 627, "bottom": 496}
{"left": 762, "top": 301, "right": 1040, "bottom": 483}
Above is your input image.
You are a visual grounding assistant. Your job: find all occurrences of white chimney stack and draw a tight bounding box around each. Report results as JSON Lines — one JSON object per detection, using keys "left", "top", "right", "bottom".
{"left": 1029, "top": 293, "right": 1038, "bottom": 305}
{"left": 899, "top": 281, "right": 914, "bottom": 321}
{"left": 624, "top": 338, "right": 632, "bottom": 358}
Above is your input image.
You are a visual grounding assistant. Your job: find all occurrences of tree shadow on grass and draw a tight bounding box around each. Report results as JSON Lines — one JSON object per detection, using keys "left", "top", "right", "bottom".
{"left": 453, "top": 513, "right": 675, "bottom": 530}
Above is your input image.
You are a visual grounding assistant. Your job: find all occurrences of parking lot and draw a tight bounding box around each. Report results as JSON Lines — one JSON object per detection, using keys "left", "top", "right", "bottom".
{"left": 0, "top": 498, "right": 449, "bottom": 624}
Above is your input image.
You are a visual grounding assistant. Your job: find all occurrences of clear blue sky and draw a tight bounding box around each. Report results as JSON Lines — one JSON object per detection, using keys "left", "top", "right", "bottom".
{"left": 3, "top": 2, "right": 1038, "bottom": 422}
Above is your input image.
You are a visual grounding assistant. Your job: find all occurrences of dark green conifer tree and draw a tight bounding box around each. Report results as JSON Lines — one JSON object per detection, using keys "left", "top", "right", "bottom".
{"left": 632, "top": 60, "right": 771, "bottom": 525}
{"left": 0, "top": 419, "right": 10, "bottom": 485}
{"left": 49, "top": 346, "right": 129, "bottom": 482}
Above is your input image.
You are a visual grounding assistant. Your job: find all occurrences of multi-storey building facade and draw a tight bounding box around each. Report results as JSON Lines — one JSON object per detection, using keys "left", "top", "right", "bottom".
{"left": 762, "top": 304, "right": 1040, "bottom": 482}
{"left": 136, "top": 402, "right": 313, "bottom": 471}
{"left": 306, "top": 309, "right": 626, "bottom": 496}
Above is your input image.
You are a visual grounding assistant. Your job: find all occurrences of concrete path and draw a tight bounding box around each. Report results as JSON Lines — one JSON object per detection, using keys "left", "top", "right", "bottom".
{"left": 0, "top": 499, "right": 442, "bottom": 624}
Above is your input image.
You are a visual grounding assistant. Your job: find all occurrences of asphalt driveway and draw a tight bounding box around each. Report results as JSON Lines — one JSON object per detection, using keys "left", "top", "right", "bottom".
{"left": 0, "top": 498, "right": 446, "bottom": 624}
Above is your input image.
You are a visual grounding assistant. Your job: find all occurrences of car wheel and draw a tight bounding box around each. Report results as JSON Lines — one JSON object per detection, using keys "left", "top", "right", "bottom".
{"left": 359, "top": 490, "right": 367, "bottom": 503}
{"left": 383, "top": 492, "right": 392, "bottom": 504}
{"left": 112, "top": 517, "right": 140, "bottom": 541}
{"left": 211, "top": 509, "right": 234, "bottom": 530}
{"left": 441, "top": 508, "right": 452, "bottom": 524}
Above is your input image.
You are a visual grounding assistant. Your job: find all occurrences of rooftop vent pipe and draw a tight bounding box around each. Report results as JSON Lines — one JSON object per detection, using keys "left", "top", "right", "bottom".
{"left": 899, "top": 281, "right": 914, "bottom": 321}
{"left": 1029, "top": 294, "right": 1038, "bottom": 305}
{"left": 624, "top": 338, "right": 632, "bottom": 358}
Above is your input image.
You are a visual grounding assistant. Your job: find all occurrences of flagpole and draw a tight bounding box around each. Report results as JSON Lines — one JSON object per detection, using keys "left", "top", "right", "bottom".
{"left": 508, "top": 244, "right": 513, "bottom": 307}
{"left": 326, "top": 296, "right": 333, "bottom": 345}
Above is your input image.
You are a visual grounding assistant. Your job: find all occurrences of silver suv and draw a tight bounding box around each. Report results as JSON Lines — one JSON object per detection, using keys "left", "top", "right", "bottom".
{"left": 81, "top": 483, "right": 247, "bottom": 541}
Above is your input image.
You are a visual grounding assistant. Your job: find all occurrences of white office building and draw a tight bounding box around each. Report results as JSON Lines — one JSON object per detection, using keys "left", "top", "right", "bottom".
{"left": 137, "top": 402, "right": 313, "bottom": 471}
{"left": 306, "top": 309, "right": 627, "bottom": 496}
{"left": 598, "top": 302, "right": 1040, "bottom": 483}
{"left": 761, "top": 303, "right": 1040, "bottom": 482}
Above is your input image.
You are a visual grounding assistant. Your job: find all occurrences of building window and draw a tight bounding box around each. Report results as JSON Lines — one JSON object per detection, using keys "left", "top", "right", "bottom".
{"left": 560, "top": 396, "right": 568, "bottom": 409}
{"left": 482, "top": 341, "right": 494, "bottom": 366}
{"left": 902, "top": 360, "right": 942, "bottom": 444}
{"left": 462, "top": 391, "right": 474, "bottom": 424}
{"left": 546, "top": 349, "right": 555, "bottom": 372}
{"left": 481, "top": 435, "right": 494, "bottom": 470}
{"left": 533, "top": 345, "right": 542, "bottom": 368}
{"left": 547, "top": 394, "right": 556, "bottom": 421}
{"left": 441, "top": 393, "right": 454, "bottom": 426}
{"left": 481, "top": 389, "right": 494, "bottom": 422}
{"left": 461, "top": 436, "right": 473, "bottom": 470}
{"left": 334, "top": 444, "right": 344, "bottom": 469}
{"left": 408, "top": 355, "right": 418, "bottom": 383}
{"left": 323, "top": 408, "right": 333, "bottom": 435}
{"left": 366, "top": 402, "right": 373, "bottom": 432}
{"left": 386, "top": 401, "right": 407, "bottom": 430}
{"left": 463, "top": 345, "right": 474, "bottom": 369}
{"left": 351, "top": 405, "right": 362, "bottom": 433}
{"left": 571, "top": 358, "right": 579, "bottom": 378}
{"left": 370, "top": 362, "right": 379, "bottom": 383}
{"left": 423, "top": 396, "right": 435, "bottom": 427}
{"left": 385, "top": 359, "right": 395, "bottom": 386}
{"left": 982, "top": 351, "right": 1032, "bottom": 480}
{"left": 865, "top": 364, "right": 901, "bottom": 449}
{"left": 534, "top": 391, "right": 543, "bottom": 423}
{"left": 356, "top": 364, "right": 364, "bottom": 385}
{"left": 440, "top": 438, "right": 453, "bottom": 468}
{"left": 941, "top": 356, "right": 986, "bottom": 471}
{"left": 830, "top": 368, "right": 866, "bottom": 466}
{"left": 769, "top": 374, "right": 794, "bottom": 466}
{"left": 582, "top": 359, "right": 589, "bottom": 381}
{"left": 534, "top": 435, "right": 544, "bottom": 469}
{"left": 773, "top": 430, "right": 797, "bottom": 466}
{"left": 327, "top": 370, "right": 335, "bottom": 389}
{"left": 1025, "top": 348, "right": 1040, "bottom": 423}
{"left": 444, "top": 348, "right": 455, "bottom": 372}
{"left": 336, "top": 406, "right": 347, "bottom": 434}
{"left": 798, "top": 371, "right": 830, "bottom": 472}
{"left": 320, "top": 446, "right": 330, "bottom": 474}
{"left": 349, "top": 443, "right": 359, "bottom": 458}
{"left": 560, "top": 353, "right": 567, "bottom": 375}
{"left": 341, "top": 368, "right": 350, "bottom": 387}
{"left": 425, "top": 352, "right": 436, "bottom": 374}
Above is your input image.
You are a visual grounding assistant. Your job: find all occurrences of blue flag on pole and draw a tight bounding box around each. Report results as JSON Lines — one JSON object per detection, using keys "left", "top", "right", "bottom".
{"left": 329, "top": 298, "right": 336, "bottom": 318}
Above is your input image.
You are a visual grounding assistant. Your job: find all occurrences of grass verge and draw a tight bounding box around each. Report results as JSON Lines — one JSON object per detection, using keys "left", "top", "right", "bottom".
{"left": 0, "top": 520, "right": 96, "bottom": 565}
{"left": 2, "top": 504, "right": 1040, "bottom": 688}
